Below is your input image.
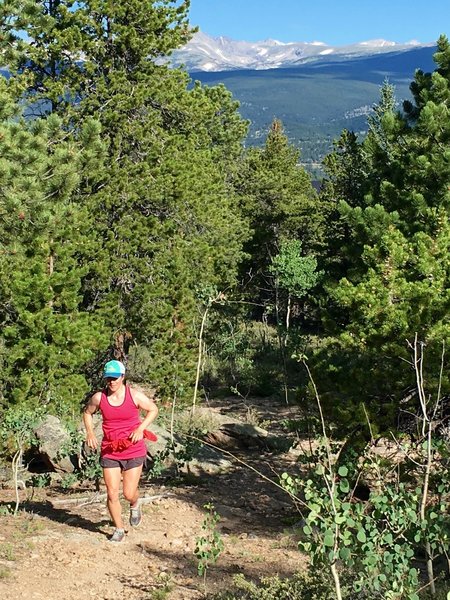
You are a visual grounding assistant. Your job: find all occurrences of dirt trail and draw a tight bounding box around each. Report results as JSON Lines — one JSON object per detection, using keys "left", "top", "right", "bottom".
{"left": 0, "top": 400, "right": 306, "bottom": 599}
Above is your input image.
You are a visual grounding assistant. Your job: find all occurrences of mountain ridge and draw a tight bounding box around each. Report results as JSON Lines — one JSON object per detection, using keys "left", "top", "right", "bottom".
{"left": 185, "top": 44, "right": 437, "bottom": 170}
{"left": 170, "top": 31, "right": 434, "bottom": 72}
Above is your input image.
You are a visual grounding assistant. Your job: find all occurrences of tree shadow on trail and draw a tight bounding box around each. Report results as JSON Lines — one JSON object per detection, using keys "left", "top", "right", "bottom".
{"left": 2, "top": 499, "right": 111, "bottom": 536}
{"left": 119, "top": 544, "right": 302, "bottom": 599}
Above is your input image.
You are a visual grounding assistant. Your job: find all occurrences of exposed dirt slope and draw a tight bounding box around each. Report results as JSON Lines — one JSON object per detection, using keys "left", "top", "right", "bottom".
{"left": 0, "top": 399, "right": 306, "bottom": 600}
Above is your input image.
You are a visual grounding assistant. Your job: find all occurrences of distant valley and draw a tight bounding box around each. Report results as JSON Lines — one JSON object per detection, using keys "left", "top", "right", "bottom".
{"left": 1, "top": 32, "right": 438, "bottom": 173}
{"left": 172, "top": 33, "right": 437, "bottom": 171}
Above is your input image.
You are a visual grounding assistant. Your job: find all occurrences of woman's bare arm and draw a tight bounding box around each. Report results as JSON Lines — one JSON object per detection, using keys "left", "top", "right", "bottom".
{"left": 83, "top": 392, "right": 101, "bottom": 450}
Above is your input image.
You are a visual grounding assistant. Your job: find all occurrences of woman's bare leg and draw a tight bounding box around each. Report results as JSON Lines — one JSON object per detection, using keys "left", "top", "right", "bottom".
{"left": 103, "top": 467, "right": 124, "bottom": 529}
{"left": 122, "top": 464, "right": 143, "bottom": 507}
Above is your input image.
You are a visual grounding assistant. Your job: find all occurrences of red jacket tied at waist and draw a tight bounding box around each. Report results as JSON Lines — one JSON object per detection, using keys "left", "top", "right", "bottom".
{"left": 103, "top": 429, "right": 157, "bottom": 453}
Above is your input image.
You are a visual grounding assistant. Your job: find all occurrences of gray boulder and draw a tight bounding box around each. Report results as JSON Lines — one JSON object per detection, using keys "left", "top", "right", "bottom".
{"left": 33, "top": 415, "right": 74, "bottom": 473}
{"left": 192, "top": 407, "right": 293, "bottom": 452}
{"left": 144, "top": 422, "right": 233, "bottom": 476}
{"left": 181, "top": 445, "right": 233, "bottom": 477}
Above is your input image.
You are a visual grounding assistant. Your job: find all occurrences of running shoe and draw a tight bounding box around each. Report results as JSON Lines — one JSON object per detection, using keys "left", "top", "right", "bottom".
{"left": 109, "top": 528, "right": 126, "bottom": 543}
{"left": 130, "top": 501, "right": 142, "bottom": 527}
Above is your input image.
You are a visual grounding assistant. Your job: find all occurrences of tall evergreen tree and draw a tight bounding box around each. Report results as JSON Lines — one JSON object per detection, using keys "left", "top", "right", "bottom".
{"left": 1, "top": 1, "right": 250, "bottom": 401}
{"left": 0, "top": 78, "right": 107, "bottom": 410}
{"left": 235, "top": 119, "right": 322, "bottom": 317}
{"left": 317, "top": 38, "right": 450, "bottom": 432}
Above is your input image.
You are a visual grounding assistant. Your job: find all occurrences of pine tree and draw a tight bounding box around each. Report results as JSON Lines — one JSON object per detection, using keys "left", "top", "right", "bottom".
{"left": 0, "top": 81, "right": 107, "bottom": 410}
{"left": 317, "top": 39, "right": 450, "bottom": 432}
{"left": 1, "top": 1, "right": 249, "bottom": 401}
{"left": 236, "top": 119, "right": 322, "bottom": 314}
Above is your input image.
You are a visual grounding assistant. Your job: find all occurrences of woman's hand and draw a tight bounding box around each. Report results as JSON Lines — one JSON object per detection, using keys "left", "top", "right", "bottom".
{"left": 129, "top": 426, "right": 145, "bottom": 443}
{"left": 86, "top": 432, "right": 98, "bottom": 450}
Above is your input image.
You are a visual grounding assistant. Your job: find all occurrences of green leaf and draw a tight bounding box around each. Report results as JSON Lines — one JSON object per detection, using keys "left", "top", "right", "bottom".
{"left": 343, "top": 536, "right": 353, "bottom": 546}
{"left": 339, "top": 479, "right": 350, "bottom": 493}
{"left": 356, "top": 528, "right": 367, "bottom": 543}
{"left": 338, "top": 466, "right": 348, "bottom": 477}
{"left": 339, "top": 547, "right": 351, "bottom": 561}
{"left": 384, "top": 532, "right": 393, "bottom": 544}
{"left": 302, "top": 541, "right": 311, "bottom": 551}
{"left": 323, "top": 530, "right": 335, "bottom": 547}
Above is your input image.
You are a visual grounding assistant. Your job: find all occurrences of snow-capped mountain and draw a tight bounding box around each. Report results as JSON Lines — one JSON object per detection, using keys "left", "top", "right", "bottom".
{"left": 170, "top": 31, "right": 429, "bottom": 72}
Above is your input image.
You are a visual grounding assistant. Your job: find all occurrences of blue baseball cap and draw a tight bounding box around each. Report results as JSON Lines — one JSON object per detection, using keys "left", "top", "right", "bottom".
{"left": 103, "top": 360, "right": 126, "bottom": 378}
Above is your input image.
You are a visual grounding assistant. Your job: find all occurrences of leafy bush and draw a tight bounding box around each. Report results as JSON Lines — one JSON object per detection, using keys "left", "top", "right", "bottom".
{"left": 211, "top": 571, "right": 334, "bottom": 600}
{"left": 0, "top": 405, "right": 43, "bottom": 458}
{"left": 30, "top": 473, "right": 51, "bottom": 488}
{"left": 194, "top": 503, "right": 224, "bottom": 578}
{"left": 57, "top": 428, "right": 102, "bottom": 486}
{"left": 211, "top": 571, "right": 450, "bottom": 599}
{"left": 204, "top": 320, "right": 283, "bottom": 397}
{"left": 280, "top": 437, "right": 450, "bottom": 600}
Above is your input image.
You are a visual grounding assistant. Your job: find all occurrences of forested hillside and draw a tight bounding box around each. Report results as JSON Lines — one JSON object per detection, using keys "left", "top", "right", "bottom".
{"left": 0, "top": 2, "right": 449, "bottom": 598}
{"left": 190, "top": 46, "right": 437, "bottom": 168}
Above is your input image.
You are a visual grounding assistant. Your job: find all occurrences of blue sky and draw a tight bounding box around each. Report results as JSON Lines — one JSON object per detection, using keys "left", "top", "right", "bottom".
{"left": 187, "top": 0, "right": 449, "bottom": 45}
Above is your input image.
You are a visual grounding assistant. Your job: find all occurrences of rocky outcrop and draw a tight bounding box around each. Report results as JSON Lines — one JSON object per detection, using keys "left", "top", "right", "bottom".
{"left": 144, "top": 422, "right": 233, "bottom": 477}
{"left": 33, "top": 415, "right": 75, "bottom": 473}
{"left": 25, "top": 406, "right": 292, "bottom": 479}
{"left": 143, "top": 407, "right": 293, "bottom": 478}
{"left": 189, "top": 407, "right": 293, "bottom": 452}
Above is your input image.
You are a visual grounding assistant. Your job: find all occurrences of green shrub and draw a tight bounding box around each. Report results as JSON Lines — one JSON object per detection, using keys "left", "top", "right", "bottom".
{"left": 204, "top": 320, "right": 283, "bottom": 397}
{"left": 211, "top": 571, "right": 334, "bottom": 600}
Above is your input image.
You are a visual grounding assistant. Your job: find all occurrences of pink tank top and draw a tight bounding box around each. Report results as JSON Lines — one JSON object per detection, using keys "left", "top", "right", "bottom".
{"left": 99, "top": 385, "right": 147, "bottom": 459}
